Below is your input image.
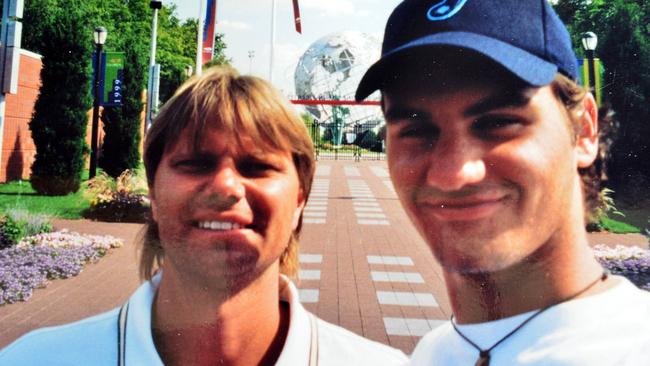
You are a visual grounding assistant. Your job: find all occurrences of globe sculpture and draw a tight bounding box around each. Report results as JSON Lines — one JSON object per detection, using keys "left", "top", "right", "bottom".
{"left": 294, "top": 31, "right": 384, "bottom": 148}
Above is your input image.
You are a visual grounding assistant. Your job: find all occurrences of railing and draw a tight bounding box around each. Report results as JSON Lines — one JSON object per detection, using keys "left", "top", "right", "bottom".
{"left": 305, "top": 121, "right": 385, "bottom": 161}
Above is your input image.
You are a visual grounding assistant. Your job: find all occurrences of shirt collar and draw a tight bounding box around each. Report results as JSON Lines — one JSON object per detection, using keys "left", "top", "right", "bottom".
{"left": 124, "top": 273, "right": 312, "bottom": 365}
{"left": 276, "top": 274, "right": 312, "bottom": 365}
{"left": 125, "top": 273, "right": 164, "bottom": 365}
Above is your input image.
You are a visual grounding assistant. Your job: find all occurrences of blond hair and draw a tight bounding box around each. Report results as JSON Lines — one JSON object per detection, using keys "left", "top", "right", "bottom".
{"left": 140, "top": 65, "right": 315, "bottom": 280}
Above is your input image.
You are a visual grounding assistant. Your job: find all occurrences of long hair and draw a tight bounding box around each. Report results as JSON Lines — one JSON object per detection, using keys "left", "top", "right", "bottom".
{"left": 139, "top": 65, "right": 315, "bottom": 280}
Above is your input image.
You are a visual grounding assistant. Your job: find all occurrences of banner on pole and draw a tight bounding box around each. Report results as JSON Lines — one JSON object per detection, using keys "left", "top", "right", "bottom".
{"left": 292, "top": 0, "right": 301, "bottom": 34}
{"left": 578, "top": 58, "right": 604, "bottom": 106}
{"left": 202, "top": 0, "right": 217, "bottom": 64}
{"left": 101, "top": 52, "right": 125, "bottom": 106}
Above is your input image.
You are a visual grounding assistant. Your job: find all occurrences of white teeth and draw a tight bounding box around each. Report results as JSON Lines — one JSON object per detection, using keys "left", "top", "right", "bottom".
{"left": 198, "top": 221, "right": 242, "bottom": 231}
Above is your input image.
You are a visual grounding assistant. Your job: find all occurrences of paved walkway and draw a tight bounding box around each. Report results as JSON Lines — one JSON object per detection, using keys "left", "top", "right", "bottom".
{"left": 1, "top": 160, "right": 647, "bottom": 354}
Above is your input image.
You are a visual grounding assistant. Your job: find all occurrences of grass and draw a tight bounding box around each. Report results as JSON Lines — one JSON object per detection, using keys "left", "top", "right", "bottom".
{"left": 0, "top": 180, "right": 90, "bottom": 219}
{"left": 599, "top": 216, "right": 641, "bottom": 234}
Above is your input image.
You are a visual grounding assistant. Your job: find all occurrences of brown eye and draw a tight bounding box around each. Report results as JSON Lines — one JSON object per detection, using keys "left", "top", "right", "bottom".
{"left": 472, "top": 116, "right": 523, "bottom": 138}
{"left": 398, "top": 123, "right": 439, "bottom": 139}
{"left": 238, "top": 159, "right": 278, "bottom": 177}
{"left": 174, "top": 159, "right": 214, "bottom": 174}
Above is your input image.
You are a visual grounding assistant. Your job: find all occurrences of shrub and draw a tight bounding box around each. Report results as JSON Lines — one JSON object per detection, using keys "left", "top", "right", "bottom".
{"left": 28, "top": 2, "right": 92, "bottom": 195}
{"left": 0, "top": 222, "right": 11, "bottom": 249}
{"left": 0, "top": 216, "right": 24, "bottom": 250}
{"left": 586, "top": 188, "right": 627, "bottom": 232}
{"left": 82, "top": 170, "right": 149, "bottom": 222}
{"left": 0, "top": 209, "right": 53, "bottom": 250}
{"left": 4, "top": 209, "right": 52, "bottom": 237}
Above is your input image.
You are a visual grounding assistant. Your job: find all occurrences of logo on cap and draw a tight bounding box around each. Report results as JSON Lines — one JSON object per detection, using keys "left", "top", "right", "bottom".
{"left": 427, "top": 0, "right": 468, "bottom": 21}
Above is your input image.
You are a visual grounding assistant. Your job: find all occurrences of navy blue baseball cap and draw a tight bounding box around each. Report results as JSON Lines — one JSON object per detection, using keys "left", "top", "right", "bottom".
{"left": 355, "top": 0, "right": 578, "bottom": 101}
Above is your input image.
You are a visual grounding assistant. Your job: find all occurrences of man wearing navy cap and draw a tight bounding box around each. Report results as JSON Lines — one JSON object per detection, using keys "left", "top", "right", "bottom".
{"left": 356, "top": 1, "right": 650, "bottom": 365}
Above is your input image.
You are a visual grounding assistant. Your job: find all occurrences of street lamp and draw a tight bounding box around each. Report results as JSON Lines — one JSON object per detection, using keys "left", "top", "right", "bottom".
{"left": 145, "top": 0, "right": 162, "bottom": 134}
{"left": 184, "top": 65, "right": 193, "bottom": 79}
{"left": 581, "top": 31, "right": 598, "bottom": 94}
{"left": 89, "top": 26, "right": 107, "bottom": 179}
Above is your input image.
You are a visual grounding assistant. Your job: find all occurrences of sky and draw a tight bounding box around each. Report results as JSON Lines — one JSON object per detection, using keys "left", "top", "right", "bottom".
{"left": 162, "top": 0, "right": 402, "bottom": 95}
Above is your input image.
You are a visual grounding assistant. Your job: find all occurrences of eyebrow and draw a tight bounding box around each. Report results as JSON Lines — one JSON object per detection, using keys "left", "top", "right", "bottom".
{"left": 463, "top": 88, "right": 534, "bottom": 117}
{"left": 383, "top": 87, "right": 535, "bottom": 125}
{"left": 384, "top": 107, "right": 432, "bottom": 125}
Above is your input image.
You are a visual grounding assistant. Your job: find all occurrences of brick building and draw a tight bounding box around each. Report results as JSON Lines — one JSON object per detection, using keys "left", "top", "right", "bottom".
{"left": 0, "top": 49, "right": 42, "bottom": 182}
{"left": 0, "top": 49, "right": 124, "bottom": 183}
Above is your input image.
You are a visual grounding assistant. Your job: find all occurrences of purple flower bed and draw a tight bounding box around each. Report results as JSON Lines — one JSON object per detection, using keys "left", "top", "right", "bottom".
{"left": 0, "top": 231, "right": 123, "bottom": 305}
{"left": 0, "top": 245, "right": 100, "bottom": 304}
{"left": 593, "top": 245, "right": 650, "bottom": 291}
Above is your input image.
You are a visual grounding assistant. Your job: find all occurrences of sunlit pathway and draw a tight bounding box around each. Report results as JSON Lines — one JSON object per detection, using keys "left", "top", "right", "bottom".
{"left": 299, "top": 160, "right": 449, "bottom": 353}
{"left": 303, "top": 178, "right": 330, "bottom": 224}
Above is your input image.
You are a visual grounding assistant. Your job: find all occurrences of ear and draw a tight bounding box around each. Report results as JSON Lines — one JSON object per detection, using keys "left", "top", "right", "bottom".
{"left": 574, "top": 93, "right": 599, "bottom": 168}
{"left": 292, "top": 188, "right": 306, "bottom": 230}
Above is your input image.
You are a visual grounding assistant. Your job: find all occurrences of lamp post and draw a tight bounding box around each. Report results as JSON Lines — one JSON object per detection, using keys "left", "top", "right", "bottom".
{"left": 145, "top": 0, "right": 162, "bottom": 133}
{"left": 89, "top": 26, "right": 107, "bottom": 179}
{"left": 581, "top": 31, "right": 598, "bottom": 94}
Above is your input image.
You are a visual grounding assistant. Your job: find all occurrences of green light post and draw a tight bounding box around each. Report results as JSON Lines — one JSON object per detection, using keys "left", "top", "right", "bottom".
{"left": 90, "top": 26, "right": 107, "bottom": 179}
{"left": 581, "top": 31, "right": 598, "bottom": 95}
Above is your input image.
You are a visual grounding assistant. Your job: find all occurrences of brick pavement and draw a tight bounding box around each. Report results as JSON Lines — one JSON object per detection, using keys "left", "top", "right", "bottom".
{"left": 1, "top": 160, "right": 648, "bottom": 355}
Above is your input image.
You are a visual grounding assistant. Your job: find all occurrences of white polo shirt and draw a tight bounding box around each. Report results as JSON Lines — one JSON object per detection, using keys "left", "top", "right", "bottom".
{"left": 0, "top": 274, "right": 407, "bottom": 365}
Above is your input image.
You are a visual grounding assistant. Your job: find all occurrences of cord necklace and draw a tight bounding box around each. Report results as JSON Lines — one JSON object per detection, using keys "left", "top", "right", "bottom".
{"left": 451, "top": 270, "right": 609, "bottom": 366}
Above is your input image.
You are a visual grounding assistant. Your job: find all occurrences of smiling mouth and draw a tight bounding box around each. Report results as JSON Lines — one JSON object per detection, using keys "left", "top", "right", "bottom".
{"left": 195, "top": 220, "right": 250, "bottom": 231}
{"left": 419, "top": 196, "right": 508, "bottom": 221}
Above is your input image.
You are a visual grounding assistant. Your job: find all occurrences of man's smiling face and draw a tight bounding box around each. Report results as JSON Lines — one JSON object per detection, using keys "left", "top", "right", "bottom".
{"left": 150, "top": 127, "right": 305, "bottom": 290}
{"left": 383, "top": 70, "right": 595, "bottom": 274}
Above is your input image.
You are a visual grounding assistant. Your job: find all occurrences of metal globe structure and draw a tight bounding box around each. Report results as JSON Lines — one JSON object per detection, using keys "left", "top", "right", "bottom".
{"left": 294, "top": 31, "right": 384, "bottom": 147}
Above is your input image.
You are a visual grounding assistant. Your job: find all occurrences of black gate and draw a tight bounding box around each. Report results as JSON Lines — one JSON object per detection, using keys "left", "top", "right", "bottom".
{"left": 306, "top": 121, "right": 385, "bottom": 161}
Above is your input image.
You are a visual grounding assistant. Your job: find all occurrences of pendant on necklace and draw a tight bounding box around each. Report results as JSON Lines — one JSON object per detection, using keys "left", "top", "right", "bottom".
{"left": 475, "top": 351, "right": 490, "bottom": 366}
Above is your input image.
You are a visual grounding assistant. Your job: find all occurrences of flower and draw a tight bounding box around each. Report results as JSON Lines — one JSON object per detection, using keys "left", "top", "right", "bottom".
{"left": 593, "top": 245, "right": 650, "bottom": 290}
{"left": 1, "top": 230, "right": 123, "bottom": 305}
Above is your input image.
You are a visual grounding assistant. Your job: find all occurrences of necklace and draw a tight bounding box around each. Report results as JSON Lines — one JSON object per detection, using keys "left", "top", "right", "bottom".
{"left": 451, "top": 270, "right": 609, "bottom": 366}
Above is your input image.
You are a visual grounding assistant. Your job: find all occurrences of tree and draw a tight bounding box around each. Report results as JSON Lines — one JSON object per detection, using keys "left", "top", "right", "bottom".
{"left": 27, "top": 0, "right": 92, "bottom": 195}
{"left": 157, "top": 6, "right": 230, "bottom": 103}
{"left": 554, "top": 0, "right": 650, "bottom": 204}
{"left": 156, "top": 6, "right": 198, "bottom": 103}
{"left": 202, "top": 34, "right": 230, "bottom": 69}
{"left": 19, "top": 0, "right": 230, "bottom": 190}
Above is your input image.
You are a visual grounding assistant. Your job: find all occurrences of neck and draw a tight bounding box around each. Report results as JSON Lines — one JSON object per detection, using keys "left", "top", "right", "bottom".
{"left": 444, "top": 228, "right": 609, "bottom": 324}
{"left": 152, "top": 266, "right": 290, "bottom": 366}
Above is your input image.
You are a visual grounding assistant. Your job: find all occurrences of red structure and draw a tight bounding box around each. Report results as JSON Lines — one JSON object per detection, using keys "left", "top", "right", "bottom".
{"left": 0, "top": 50, "right": 42, "bottom": 182}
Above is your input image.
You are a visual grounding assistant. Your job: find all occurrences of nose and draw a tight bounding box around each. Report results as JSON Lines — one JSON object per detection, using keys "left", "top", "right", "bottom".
{"left": 425, "top": 134, "right": 487, "bottom": 192}
{"left": 205, "top": 163, "right": 246, "bottom": 208}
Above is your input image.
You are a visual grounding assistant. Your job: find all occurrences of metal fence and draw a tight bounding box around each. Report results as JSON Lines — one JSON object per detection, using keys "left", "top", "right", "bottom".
{"left": 305, "top": 121, "right": 386, "bottom": 161}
